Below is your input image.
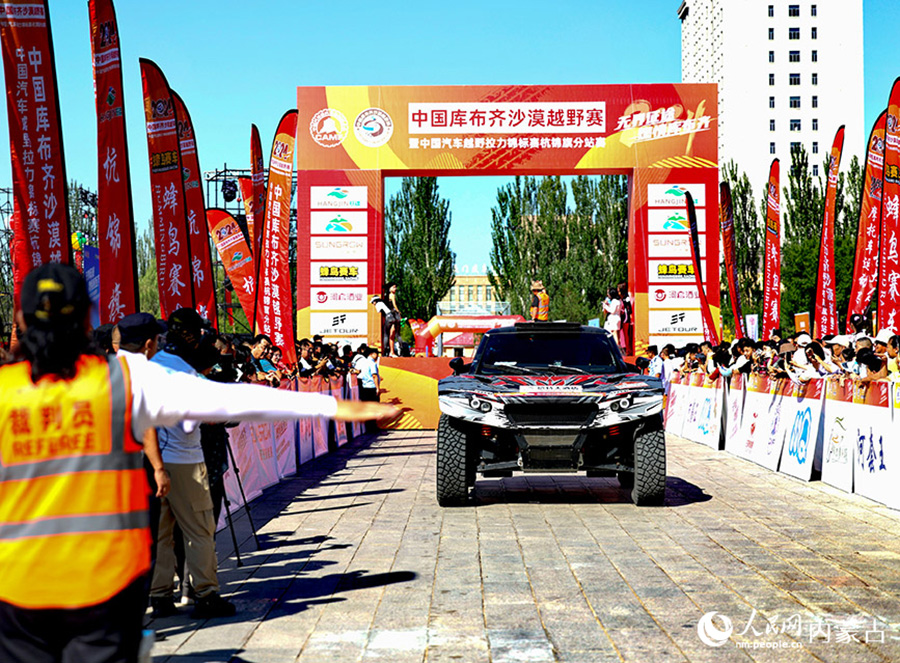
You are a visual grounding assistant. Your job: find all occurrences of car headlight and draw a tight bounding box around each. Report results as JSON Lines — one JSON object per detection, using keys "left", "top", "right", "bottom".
{"left": 469, "top": 396, "right": 493, "bottom": 413}
{"left": 610, "top": 395, "right": 632, "bottom": 412}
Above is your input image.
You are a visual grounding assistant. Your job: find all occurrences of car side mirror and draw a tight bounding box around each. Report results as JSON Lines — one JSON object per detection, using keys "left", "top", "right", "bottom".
{"left": 449, "top": 357, "right": 468, "bottom": 375}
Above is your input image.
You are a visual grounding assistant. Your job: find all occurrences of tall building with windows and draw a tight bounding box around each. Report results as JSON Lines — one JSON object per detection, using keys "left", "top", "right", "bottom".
{"left": 678, "top": 1, "right": 863, "bottom": 190}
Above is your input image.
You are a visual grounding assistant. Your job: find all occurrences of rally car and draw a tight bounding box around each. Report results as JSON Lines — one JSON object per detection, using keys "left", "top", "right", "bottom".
{"left": 436, "top": 322, "right": 665, "bottom": 506}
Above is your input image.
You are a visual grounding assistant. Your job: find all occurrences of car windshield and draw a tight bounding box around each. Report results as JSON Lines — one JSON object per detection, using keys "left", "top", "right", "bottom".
{"left": 473, "top": 331, "right": 623, "bottom": 375}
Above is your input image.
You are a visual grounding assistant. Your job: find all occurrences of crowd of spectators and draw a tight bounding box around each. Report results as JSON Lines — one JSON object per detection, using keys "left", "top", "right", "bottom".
{"left": 644, "top": 315, "right": 899, "bottom": 390}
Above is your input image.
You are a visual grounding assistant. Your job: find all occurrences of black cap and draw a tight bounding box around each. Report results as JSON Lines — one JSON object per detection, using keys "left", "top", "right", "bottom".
{"left": 20, "top": 263, "right": 90, "bottom": 325}
{"left": 167, "top": 307, "right": 204, "bottom": 336}
{"left": 118, "top": 312, "right": 167, "bottom": 346}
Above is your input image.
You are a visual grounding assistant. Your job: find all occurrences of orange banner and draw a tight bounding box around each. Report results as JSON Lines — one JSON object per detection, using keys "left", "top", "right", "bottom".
{"left": 207, "top": 208, "right": 254, "bottom": 323}
{"left": 763, "top": 159, "right": 781, "bottom": 340}
{"left": 815, "top": 126, "right": 844, "bottom": 337}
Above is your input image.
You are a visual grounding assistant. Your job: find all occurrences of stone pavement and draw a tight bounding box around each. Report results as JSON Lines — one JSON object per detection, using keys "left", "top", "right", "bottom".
{"left": 150, "top": 430, "right": 900, "bottom": 662}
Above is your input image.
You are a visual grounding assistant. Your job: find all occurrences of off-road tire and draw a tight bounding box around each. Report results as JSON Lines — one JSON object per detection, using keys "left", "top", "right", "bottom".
{"left": 631, "top": 426, "right": 666, "bottom": 506}
{"left": 617, "top": 470, "right": 634, "bottom": 488}
{"left": 437, "top": 415, "right": 470, "bottom": 506}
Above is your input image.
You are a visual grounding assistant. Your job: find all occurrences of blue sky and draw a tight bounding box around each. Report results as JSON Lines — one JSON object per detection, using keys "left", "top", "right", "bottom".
{"left": 0, "top": 0, "right": 894, "bottom": 268}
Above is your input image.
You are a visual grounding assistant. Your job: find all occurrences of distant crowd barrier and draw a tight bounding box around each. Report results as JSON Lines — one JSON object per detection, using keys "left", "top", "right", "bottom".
{"left": 666, "top": 373, "right": 900, "bottom": 510}
{"left": 218, "top": 374, "right": 362, "bottom": 527}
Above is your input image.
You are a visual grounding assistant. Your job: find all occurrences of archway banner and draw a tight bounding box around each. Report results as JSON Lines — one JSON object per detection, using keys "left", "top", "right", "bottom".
{"left": 296, "top": 84, "right": 719, "bottom": 352}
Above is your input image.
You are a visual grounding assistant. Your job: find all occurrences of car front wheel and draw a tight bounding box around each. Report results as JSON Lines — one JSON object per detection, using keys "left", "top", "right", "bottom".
{"left": 631, "top": 424, "right": 666, "bottom": 506}
{"left": 436, "top": 415, "right": 471, "bottom": 506}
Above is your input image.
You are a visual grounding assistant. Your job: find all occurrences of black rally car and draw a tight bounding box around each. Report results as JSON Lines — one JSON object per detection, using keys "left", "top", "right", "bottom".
{"left": 436, "top": 322, "right": 665, "bottom": 506}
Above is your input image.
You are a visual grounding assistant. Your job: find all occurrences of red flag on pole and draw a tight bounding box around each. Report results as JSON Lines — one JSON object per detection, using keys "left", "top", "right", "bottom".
{"left": 878, "top": 78, "right": 900, "bottom": 333}
{"left": 815, "top": 125, "right": 844, "bottom": 337}
{"left": 719, "top": 182, "right": 745, "bottom": 338}
{"left": 686, "top": 191, "right": 719, "bottom": 345}
{"left": 237, "top": 175, "right": 253, "bottom": 244}
{"left": 254, "top": 110, "right": 297, "bottom": 365}
{"left": 172, "top": 91, "right": 217, "bottom": 327}
{"left": 762, "top": 159, "right": 781, "bottom": 341}
{"left": 847, "top": 111, "right": 886, "bottom": 325}
{"left": 140, "top": 58, "right": 194, "bottom": 318}
{"left": 89, "top": 0, "right": 138, "bottom": 324}
{"left": 206, "top": 208, "right": 255, "bottom": 324}
{"left": 1, "top": 0, "right": 71, "bottom": 307}
{"left": 251, "top": 123, "right": 265, "bottom": 258}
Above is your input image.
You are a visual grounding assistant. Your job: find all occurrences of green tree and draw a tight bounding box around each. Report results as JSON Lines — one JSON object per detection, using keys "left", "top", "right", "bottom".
{"left": 720, "top": 161, "right": 764, "bottom": 337}
{"left": 136, "top": 225, "right": 159, "bottom": 318}
{"left": 488, "top": 176, "right": 538, "bottom": 317}
{"left": 384, "top": 177, "right": 456, "bottom": 320}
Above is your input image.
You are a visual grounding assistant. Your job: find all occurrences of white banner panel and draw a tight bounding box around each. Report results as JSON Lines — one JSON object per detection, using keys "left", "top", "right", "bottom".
{"left": 311, "top": 261, "right": 368, "bottom": 285}
{"left": 777, "top": 382, "right": 826, "bottom": 481}
{"left": 648, "top": 233, "right": 707, "bottom": 259}
{"left": 648, "top": 285, "right": 703, "bottom": 310}
{"left": 310, "top": 186, "right": 367, "bottom": 209}
{"left": 310, "top": 236, "right": 368, "bottom": 260}
{"left": 310, "top": 210, "right": 368, "bottom": 235}
{"left": 648, "top": 208, "right": 707, "bottom": 233}
{"left": 408, "top": 102, "right": 606, "bottom": 134}
{"left": 310, "top": 287, "right": 368, "bottom": 311}
{"left": 649, "top": 309, "right": 703, "bottom": 336}
{"left": 648, "top": 259, "right": 708, "bottom": 284}
{"left": 647, "top": 183, "right": 706, "bottom": 207}
{"left": 310, "top": 311, "right": 368, "bottom": 337}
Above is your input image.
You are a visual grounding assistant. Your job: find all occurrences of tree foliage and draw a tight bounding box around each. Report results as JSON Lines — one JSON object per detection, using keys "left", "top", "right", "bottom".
{"left": 384, "top": 177, "right": 456, "bottom": 320}
{"left": 488, "top": 175, "right": 628, "bottom": 323}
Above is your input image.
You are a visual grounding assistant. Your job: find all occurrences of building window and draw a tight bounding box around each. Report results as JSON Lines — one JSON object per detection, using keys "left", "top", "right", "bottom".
{"left": 811, "top": 4, "right": 817, "bottom": 17}
{"left": 812, "top": 118, "right": 818, "bottom": 130}
{"left": 812, "top": 95, "right": 818, "bottom": 108}
{"left": 790, "top": 119, "right": 801, "bottom": 131}
{"left": 812, "top": 141, "right": 819, "bottom": 154}
{"left": 791, "top": 141, "right": 801, "bottom": 152}
{"left": 467, "top": 285, "right": 474, "bottom": 301}
{"left": 812, "top": 72, "right": 818, "bottom": 85}
{"left": 770, "top": 142, "right": 776, "bottom": 154}
{"left": 768, "top": 27, "right": 774, "bottom": 40}
{"left": 813, "top": 164, "right": 819, "bottom": 177}
{"left": 812, "top": 50, "right": 818, "bottom": 62}
{"left": 768, "top": 5, "right": 774, "bottom": 17}
{"left": 769, "top": 50, "right": 775, "bottom": 63}
{"left": 769, "top": 73, "right": 776, "bottom": 86}
{"left": 770, "top": 119, "right": 776, "bottom": 131}
{"left": 788, "top": 5, "right": 800, "bottom": 17}
{"left": 769, "top": 96, "right": 776, "bottom": 109}
{"left": 476, "top": 285, "right": 484, "bottom": 302}
{"left": 790, "top": 96, "right": 801, "bottom": 109}
{"left": 486, "top": 285, "right": 492, "bottom": 302}
{"left": 448, "top": 286, "right": 455, "bottom": 302}
{"left": 811, "top": 27, "right": 818, "bottom": 39}
{"left": 789, "top": 73, "right": 800, "bottom": 85}
{"left": 789, "top": 27, "right": 800, "bottom": 40}
{"left": 789, "top": 50, "right": 800, "bottom": 62}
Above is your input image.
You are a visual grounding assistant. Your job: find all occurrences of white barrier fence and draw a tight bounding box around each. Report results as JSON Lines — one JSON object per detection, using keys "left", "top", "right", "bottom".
{"left": 666, "top": 372, "right": 900, "bottom": 510}
{"left": 217, "top": 375, "right": 361, "bottom": 528}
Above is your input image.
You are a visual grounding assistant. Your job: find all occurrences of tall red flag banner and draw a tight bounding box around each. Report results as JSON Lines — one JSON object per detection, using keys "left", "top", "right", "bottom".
{"left": 686, "top": 191, "right": 720, "bottom": 344}
{"left": 89, "top": 0, "right": 137, "bottom": 323}
{"left": 140, "top": 58, "right": 193, "bottom": 318}
{"left": 848, "top": 111, "right": 886, "bottom": 325}
{"left": 172, "top": 91, "right": 216, "bottom": 327}
{"left": 237, "top": 175, "right": 253, "bottom": 242}
{"left": 1, "top": 0, "right": 70, "bottom": 305}
{"left": 719, "top": 182, "right": 745, "bottom": 338}
{"left": 207, "top": 208, "right": 255, "bottom": 323}
{"left": 251, "top": 123, "right": 265, "bottom": 258}
{"left": 255, "top": 110, "right": 298, "bottom": 365}
{"left": 879, "top": 78, "right": 900, "bottom": 333}
{"left": 815, "top": 125, "right": 844, "bottom": 337}
{"left": 763, "top": 159, "right": 781, "bottom": 340}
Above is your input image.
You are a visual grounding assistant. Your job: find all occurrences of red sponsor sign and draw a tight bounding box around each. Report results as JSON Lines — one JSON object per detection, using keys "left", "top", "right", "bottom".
{"left": 1, "top": 0, "right": 70, "bottom": 305}
{"left": 815, "top": 126, "right": 844, "bottom": 337}
{"left": 207, "top": 208, "right": 254, "bottom": 323}
{"left": 140, "top": 58, "right": 193, "bottom": 318}
{"left": 89, "top": 0, "right": 137, "bottom": 324}
{"left": 719, "top": 182, "right": 744, "bottom": 337}
{"left": 172, "top": 91, "right": 216, "bottom": 327}
{"left": 847, "top": 111, "right": 886, "bottom": 324}
{"left": 763, "top": 159, "right": 781, "bottom": 340}
{"left": 251, "top": 123, "right": 265, "bottom": 258}
{"left": 255, "top": 111, "right": 297, "bottom": 365}
{"left": 879, "top": 78, "right": 900, "bottom": 333}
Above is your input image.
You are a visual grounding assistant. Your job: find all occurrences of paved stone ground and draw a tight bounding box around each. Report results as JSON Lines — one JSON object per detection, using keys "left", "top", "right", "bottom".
{"left": 149, "top": 431, "right": 900, "bottom": 662}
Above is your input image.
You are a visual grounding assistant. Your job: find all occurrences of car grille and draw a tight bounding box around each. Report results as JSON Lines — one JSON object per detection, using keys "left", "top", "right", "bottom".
{"left": 504, "top": 403, "right": 597, "bottom": 427}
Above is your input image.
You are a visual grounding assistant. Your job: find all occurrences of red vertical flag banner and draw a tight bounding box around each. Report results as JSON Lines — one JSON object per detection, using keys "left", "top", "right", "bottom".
{"left": 686, "top": 191, "right": 720, "bottom": 344}
{"left": 848, "top": 111, "right": 886, "bottom": 325}
{"left": 237, "top": 175, "right": 253, "bottom": 240}
{"left": 172, "top": 91, "right": 216, "bottom": 327}
{"left": 815, "top": 125, "right": 844, "bottom": 337}
{"left": 206, "top": 208, "right": 255, "bottom": 323}
{"left": 140, "top": 58, "right": 193, "bottom": 318}
{"left": 89, "top": 0, "right": 137, "bottom": 323}
{"left": 879, "top": 78, "right": 900, "bottom": 333}
{"left": 763, "top": 159, "right": 781, "bottom": 340}
{"left": 250, "top": 123, "right": 265, "bottom": 258}
{"left": 254, "top": 110, "right": 297, "bottom": 366}
{"left": 1, "top": 0, "right": 71, "bottom": 305}
{"left": 719, "top": 182, "right": 745, "bottom": 338}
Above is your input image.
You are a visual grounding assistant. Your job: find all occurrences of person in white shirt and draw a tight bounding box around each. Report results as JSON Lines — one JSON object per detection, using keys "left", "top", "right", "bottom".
{"left": 357, "top": 347, "right": 381, "bottom": 433}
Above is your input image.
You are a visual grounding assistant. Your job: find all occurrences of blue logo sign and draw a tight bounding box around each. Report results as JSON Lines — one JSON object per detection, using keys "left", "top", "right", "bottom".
{"left": 787, "top": 408, "right": 812, "bottom": 464}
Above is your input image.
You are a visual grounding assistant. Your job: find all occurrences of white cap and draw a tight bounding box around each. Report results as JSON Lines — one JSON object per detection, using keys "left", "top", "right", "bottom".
{"left": 830, "top": 334, "right": 851, "bottom": 348}
{"left": 795, "top": 333, "right": 812, "bottom": 347}
{"left": 874, "top": 328, "right": 895, "bottom": 345}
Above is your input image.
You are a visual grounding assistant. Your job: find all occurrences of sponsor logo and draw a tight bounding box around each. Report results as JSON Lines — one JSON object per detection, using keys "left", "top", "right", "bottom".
{"left": 310, "top": 236, "right": 367, "bottom": 261}
{"left": 648, "top": 208, "right": 706, "bottom": 233}
{"left": 518, "top": 385, "right": 583, "bottom": 394}
{"left": 787, "top": 407, "right": 813, "bottom": 464}
{"left": 310, "top": 287, "right": 368, "bottom": 311}
{"left": 354, "top": 108, "right": 394, "bottom": 147}
{"left": 310, "top": 262, "right": 367, "bottom": 285}
{"left": 648, "top": 234, "right": 706, "bottom": 259}
{"left": 310, "top": 186, "right": 367, "bottom": 210}
{"left": 310, "top": 312, "right": 368, "bottom": 337}
{"left": 311, "top": 211, "right": 368, "bottom": 234}
{"left": 310, "top": 108, "right": 349, "bottom": 148}
{"left": 650, "top": 286, "right": 701, "bottom": 307}
{"left": 648, "top": 183, "right": 705, "bottom": 207}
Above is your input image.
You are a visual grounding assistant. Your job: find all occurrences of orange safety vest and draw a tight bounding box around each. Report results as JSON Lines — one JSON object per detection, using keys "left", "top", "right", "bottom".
{"left": 0, "top": 355, "right": 150, "bottom": 609}
{"left": 530, "top": 291, "right": 550, "bottom": 321}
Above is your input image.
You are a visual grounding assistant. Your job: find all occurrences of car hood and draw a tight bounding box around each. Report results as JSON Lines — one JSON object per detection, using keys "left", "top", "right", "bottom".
{"left": 438, "top": 372, "right": 662, "bottom": 398}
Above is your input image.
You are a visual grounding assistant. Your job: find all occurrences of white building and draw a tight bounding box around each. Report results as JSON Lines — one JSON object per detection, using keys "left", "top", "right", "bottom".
{"left": 678, "top": 0, "right": 864, "bottom": 189}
